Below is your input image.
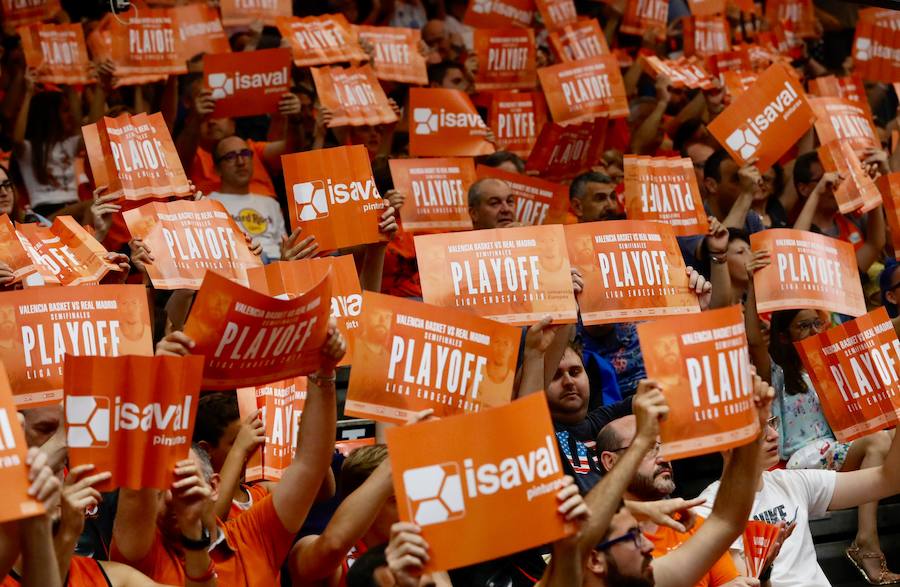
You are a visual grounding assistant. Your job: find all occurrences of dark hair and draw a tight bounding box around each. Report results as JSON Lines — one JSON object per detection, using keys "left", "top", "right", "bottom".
{"left": 569, "top": 171, "right": 613, "bottom": 200}
{"left": 793, "top": 152, "right": 820, "bottom": 188}
{"left": 0, "top": 163, "right": 18, "bottom": 219}
{"left": 478, "top": 151, "right": 525, "bottom": 173}
{"left": 339, "top": 444, "right": 389, "bottom": 498}
{"left": 768, "top": 162, "right": 785, "bottom": 200}
{"left": 673, "top": 119, "right": 705, "bottom": 155}
{"left": 702, "top": 149, "right": 731, "bottom": 184}
{"left": 728, "top": 228, "right": 750, "bottom": 246}
{"left": 345, "top": 544, "right": 388, "bottom": 587}
{"left": 880, "top": 260, "right": 900, "bottom": 318}
{"left": 192, "top": 392, "right": 240, "bottom": 446}
{"left": 427, "top": 60, "right": 464, "bottom": 85}
{"left": 25, "top": 92, "right": 68, "bottom": 187}
{"left": 768, "top": 309, "right": 808, "bottom": 396}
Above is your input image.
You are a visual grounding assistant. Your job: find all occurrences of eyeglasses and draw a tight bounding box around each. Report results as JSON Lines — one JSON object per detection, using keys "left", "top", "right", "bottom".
{"left": 609, "top": 441, "right": 662, "bottom": 457}
{"left": 766, "top": 415, "right": 780, "bottom": 429}
{"left": 596, "top": 528, "right": 648, "bottom": 552}
{"left": 0, "top": 181, "right": 14, "bottom": 192}
{"left": 793, "top": 318, "right": 826, "bottom": 333}
{"left": 216, "top": 148, "right": 253, "bottom": 163}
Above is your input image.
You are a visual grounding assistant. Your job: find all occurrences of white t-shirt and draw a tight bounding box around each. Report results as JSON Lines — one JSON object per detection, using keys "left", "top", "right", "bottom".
{"left": 16, "top": 136, "right": 81, "bottom": 208}
{"left": 694, "top": 469, "right": 837, "bottom": 587}
{"left": 209, "top": 192, "right": 286, "bottom": 261}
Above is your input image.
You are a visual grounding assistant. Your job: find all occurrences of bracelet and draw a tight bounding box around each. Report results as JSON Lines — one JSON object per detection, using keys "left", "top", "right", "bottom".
{"left": 308, "top": 372, "right": 336, "bottom": 384}
{"left": 710, "top": 253, "right": 728, "bottom": 264}
{"left": 186, "top": 558, "right": 217, "bottom": 583}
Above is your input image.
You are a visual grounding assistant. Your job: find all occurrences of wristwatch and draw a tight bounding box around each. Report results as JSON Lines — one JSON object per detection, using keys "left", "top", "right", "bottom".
{"left": 180, "top": 526, "right": 211, "bottom": 551}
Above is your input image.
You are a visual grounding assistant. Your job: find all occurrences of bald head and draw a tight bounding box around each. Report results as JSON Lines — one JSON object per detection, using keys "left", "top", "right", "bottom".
{"left": 598, "top": 415, "right": 675, "bottom": 501}
{"left": 468, "top": 178, "right": 515, "bottom": 229}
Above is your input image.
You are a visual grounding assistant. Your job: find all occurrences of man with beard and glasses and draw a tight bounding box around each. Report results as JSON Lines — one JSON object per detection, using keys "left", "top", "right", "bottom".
{"left": 597, "top": 417, "right": 759, "bottom": 587}
{"left": 467, "top": 178, "right": 517, "bottom": 229}
{"left": 569, "top": 172, "right": 622, "bottom": 223}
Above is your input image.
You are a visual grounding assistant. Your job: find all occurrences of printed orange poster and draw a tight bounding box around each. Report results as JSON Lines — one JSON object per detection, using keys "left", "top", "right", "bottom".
{"left": 237, "top": 377, "right": 306, "bottom": 481}
{"left": 282, "top": 145, "right": 388, "bottom": 251}
{"left": 346, "top": 291, "right": 520, "bottom": 424}
{"left": 0, "top": 285, "right": 153, "bottom": 407}
{"left": 641, "top": 56, "right": 716, "bottom": 90}
{"left": 64, "top": 354, "right": 204, "bottom": 491}
{"left": 708, "top": 62, "right": 814, "bottom": 172}
{"left": 1, "top": 0, "right": 60, "bottom": 28}
{"left": 123, "top": 199, "right": 262, "bottom": 290}
{"left": 766, "top": 0, "right": 816, "bottom": 38}
{"left": 683, "top": 16, "right": 730, "bottom": 57}
{"left": 0, "top": 363, "right": 45, "bottom": 523}
{"left": 796, "top": 307, "right": 900, "bottom": 442}
{"left": 476, "top": 164, "right": 570, "bottom": 226}
{"left": 18, "top": 23, "right": 93, "bottom": 86}
{"left": 247, "top": 255, "right": 362, "bottom": 367}
{"left": 390, "top": 158, "right": 474, "bottom": 232}
{"left": 311, "top": 64, "right": 399, "bottom": 127}
{"left": 548, "top": 19, "right": 610, "bottom": 63}
{"left": 536, "top": 0, "right": 577, "bottom": 29}
{"left": 809, "top": 97, "right": 879, "bottom": 155}
{"left": 489, "top": 91, "right": 547, "bottom": 157}
{"left": 353, "top": 26, "right": 427, "bottom": 85}
{"left": 722, "top": 70, "right": 759, "bottom": 99}
{"left": 219, "top": 0, "right": 291, "bottom": 26}
{"left": 808, "top": 74, "right": 871, "bottom": 117}
{"left": 183, "top": 270, "right": 333, "bottom": 389}
{"left": 83, "top": 111, "right": 192, "bottom": 201}
{"left": 621, "top": 0, "right": 669, "bottom": 40}
{"left": 0, "top": 215, "right": 36, "bottom": 283}
{"left": 473, "top": 28, "right": 536, "bottom": 91}
{"left": 464, "top": 0, "right": 535, "bottom": 28}
{"left": 566, "top": 220, "right": 700, "bottom": 324}
{"left": 538, "top": 56, "right": 629, "bottom": 123}
{"left": 276, "top": 14, "right": 368, "bottom": 67}
{"left": 687, "top": 0, "right": 726, "bottom": 16}
{"left": 172, "top": 3, "right": 230, "bottom": 62}
{"left": 818, "top": 140, "right": 882, "bottom": 214}
{"left": 106, "top": 7, "right": 187, "bottom": 83}
{"left": 623, "top": 156, "right": 708, "bottom": 236}
{"left": 17, "top": 216, "right": 119, "bottom": 286}
{"left": 637, "top": 305, "right": 759, "bottom": 460}
{"left": 387, "top": 393, "right": 571, "bottom": 572}
{"left": 415, "top": 225, "right": 578, "bottom": 325}
{"left": 878, "top": 173, "right": 900, "bottom": 260}
{"left": 204, "top": 48, "right": 292, "bottom": 119}
{"left": 409, "top": 88, "right": 495, "bottom": 157}
{"left": 750, "top": 229, "right": 866, "bottom": 317}
{"left": 525, "top": 118, "right": 607, "bottom": 181}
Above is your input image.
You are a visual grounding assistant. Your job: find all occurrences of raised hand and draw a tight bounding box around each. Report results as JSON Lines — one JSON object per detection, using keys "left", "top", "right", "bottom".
{"left": 155, "top": 331, "right": 195, "bottom": 356}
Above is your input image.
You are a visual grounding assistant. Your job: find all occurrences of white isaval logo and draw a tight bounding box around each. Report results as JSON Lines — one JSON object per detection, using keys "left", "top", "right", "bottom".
{"left": 725, "top": 127, "right": 761, "bottom": 160}
{"left": 66, "top": 396, "right": 110, "bottom": 448}
{"left": 413, "top": 108, "right": 440, "bottom": 135}
{"left": 855, "top": 37, "right": 871, "bottom": 61}
{"left": 293, "top": 181, "right": 329, "bottom": 221}
{"left": 208, "top": 73, "right": 234, "bottom": 99}
{"left": 292, "top": 177, "right": 382, "bottom": 222}
{"left": 724, "top": 79, "right": 800, "bottom": 161}
{"left": 66, "top": 395, "right": 193, "bottom": 448}
{"left": 412, "top": 108, "right": 486, "bottom": 136}
{"left": 403, "top": 463, "right": 465, "bottom": 526}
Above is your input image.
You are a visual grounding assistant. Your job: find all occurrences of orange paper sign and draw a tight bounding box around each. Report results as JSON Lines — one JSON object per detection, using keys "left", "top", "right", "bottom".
{"left": 566, "top": 220, "right": 700, "bottom": 324}
{"left": 743, "top": 522, "right": 780, "bottom": 578}
{"left": 641, "top": 56, "right": 717, "bottom": 90}
{"left": 463, "top": 0, "right": 535, "bottom": 28}
{"left": 415, "top": 225, "right": 578, "bottom": 325}
{"left": 548, "top": 19, "right": 610, "bottom": 63}
{"left": 172, "top": 3, "right": 230, "bottom": 62}
{"left": 538, "top": 55, "right": 629, "bottom": 123}
{"left": 809, "top": 97, "right": 879, "bottom": 155}
{"left": 353, "top": 25, "right": 427, "bottom": 85}
{"left": 312, "top": 64, "right": 399, "bottom": 127}
{"left": 817, "top": 140, "right": 882, "bottom": 214}
{"left": 637, "top": 305, "right": 759, "bottom": 460}
{"left": 0, "top": 363, "right": 45, "bottom": 523}
{"left": 276, "top": 14, "right": 368, "bottom": 67}
{"left": 16, "top": 216, "right": 117, "bottom": 286}
{"left": 0, "top": 215, "right": 37, "bottom": 283}
{"left": 346, "top": 291, "right": 520, "bottom": 423}
{"left": 0, "top": 285, "right": 153, "bottom": 407}
{"left": 237, "top": 377, "right": 306, "bottom": 481}
{"left": 409, "top": 88, "right": 495, "bottom": 157}
{"left": 750, "top": 228, "right": 866, "bottom": 317}
{"left": 183, "top": 271, "right": 333, "bottom": 389}
{"left": 387, "top": 393, "right": 570, "bottom": 571}
{"left": 389, "top": 158, "right": 475, "bottom": 232}
{"left": 475, "top": 165, "right": 570, "bottom": 225}
{"left": 219, "top": 0, "right": 291, "bottom": 26}
{"left": 1, "top": 0, "right": 60, "bottom": 28}
{"left": 623, "top": 156, "right": 708, "bottom": 236}
{"left": 621, "top": 0, "right": 669, "bottom": 40}
{"left": 683, "top": 16, "right": 731, "bottom": 57}
{"left": 525, "top": 118, "right": 607, "bottom": 181}
{"left": 64, "top": 354, "right": 204, "bottom": 491}
{"left": 536, "top": 0, "right": 577, "bottom": 29}
{"left": 18, "top": 23, "right": 93, "bottom": 85}
{"left": 106, "top": 7, "right": 187, "bottom": 83}
{"left": 488, "top": 91, "right": 547, "bottom": 157}
{"left": 204, "top": 48, "right": 292, "bottom": 119}
{"left": 878, "top": 173, "right": 900, "bottom": 260}
{"left": 473, "top": 28, "right": 537, "bottom": 91}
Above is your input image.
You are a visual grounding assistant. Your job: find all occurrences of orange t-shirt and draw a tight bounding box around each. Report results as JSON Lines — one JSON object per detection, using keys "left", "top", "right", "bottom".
{"left": 190, "top": 140, "right": 277, "bottom": 198}
{"left": 228, "top": 483, "right": 270, "bottom": 520}
{"left": 67, "top": 556, "right": 112, "bottom": 586}
{"left": 647, "top": 516, "right": 739, "bottom": 587}
{"left": 110, "top": 494, "right": 295, "bottom": 587}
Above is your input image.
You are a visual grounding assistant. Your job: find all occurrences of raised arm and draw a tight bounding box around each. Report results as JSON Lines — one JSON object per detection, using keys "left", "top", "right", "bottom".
{"left": 358, "top": 206, "right": 399, "bottom": 292}
{"left": 212, "top": 411, "right": 265, "bottom": 521}
{"left": 111, "top": 488, "right": 161, "bottom": 564}
{"left": 722, "top": 164, "right": 759, "bottom": 230}
{"left": 744, "top": 251, "right": 773, "bottom": 384}
{"left": 792, "top": 172, "right": 839, "bottom": 231}
{"left": 175, "top": 89, "right": 215, "bottom": 170}
{"left": 705, "top": 218, "right": 732, "bottom": 310}
{"left": 829, "top": 425, "right": 900, "bottom": 511}
{"left": 20, "top": 447, "right": 63, "bottom": 587}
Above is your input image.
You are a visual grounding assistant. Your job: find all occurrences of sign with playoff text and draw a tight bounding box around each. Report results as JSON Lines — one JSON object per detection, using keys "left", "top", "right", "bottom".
{"left": 390, "top": 158, "right": 475, "bottom": 232}
{"left": 104, "top": 7, "right": 187, "bottom": 83}
{"left": 204, "top": 48, "right": 292, "bottom": 119}
{"left": 283, "top": 145, "right": 387, "bottom": 251}
{"left": 18, "top": 23, "right": 93, "bottom": 85}
{"left": 218, "top": 0, "right": 291, "bottom": 26}
{"left": 123, "top": 199, "right": 262, "bottom": 290}
{"left": 682, "top": 16, "right": 730, "bottom": 57}
{"left": 489, "top": 91, "right": 547, "bottom": 158}
{"left": 64, "top": 355, "right": 204, "bottom": 491}
{"left": 796, "top": 307, "right": 900, "bottom": 442}
{"left": 409, "top": 88, "right": 495, "bottom": 157}
{"left": 0, "top": 215, "right": 36, "bottom": 284}
{"left": 183, "top": 271, "right": 333, "bottom": 389}
{"left": 637, "top": 305, "right": 760, "bottom": 460}
{"left": 387, "top": 393, "right": 571, "bottom": 572}
{"left": 476, "top": 165, "right": 570, "bottom": 226}
{"left": 0, "top": 363, "right": 46, "bottom": 523}
{"left": 538, "top": 55, "right": 629, "bottom": 123}
{"left": 536, "top": 0, "right": 578, "bottom": 30}
{"left": 415, "top": 225, "right": 578, "bottom": 325}
{"left": 354, "top": 26, "right": 428, "bottom": 85}
{"left": 750, "top": 229, "right": 866, "bottom": 317}
{"left": 17, "top": 216, "right": 118, "bottom": 286}
{"left": 623, "top": 156, "right": 708, "bottom": 236}
{"left": 237, "top": 377, "right": 306, "bottom": 481}
{"left": 346, "top": 292, "right": 520, "bottom": 424}
{"left": 566, "top": 220, "right": 700, "bottom": 324}
{"left": 312, "top": 64, "right": 399, "bottom": 127}
{"left": 621, "top": 0, "right": 669, "bottom": 40}
{"left": 525, "top": 118, "right": 607, "bottom": 181}
{"left": 276, "top": 14, "right": 368, "bottom": 67}
{"left": 473, "top": 28, "right": 537, "bottom": 91}
{"left": 548, "top": 19, "right": 610, "bottom": 62}
{"left": 818, "top": 140, "right": 882, "bottom": 215}
{"left": 0, "top": 285, "right": 153, "bottom": 407}
{"left": 809, "top": 97, "right": 879, "bottom": 155}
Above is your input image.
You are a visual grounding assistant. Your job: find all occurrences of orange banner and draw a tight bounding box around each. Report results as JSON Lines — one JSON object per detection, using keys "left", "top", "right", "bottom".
{"left": 389, "top": 158, "right": 475, "bottom": 232}
{"left": 708, "top": 62, "right": 814, "bottom": 172}
{"left": 409, "top": 88, "right": 495, "bottom": 157}
{"left": 83, "top": 111, "right": 192, "bottom": 201}
{"left": 237, "top": 377, "right": 306, "bottom": 481}
{"left": 475, "top": 165, "right": 570, "bottom": 225}
{"left": 538, "top": 55, "right": 629, "bottom": 123}
{"left": 247, "top": 255, "right": 361, "bottom": 367}
{"left": 122, "top": 199, "right": 262, "bottom": 290}
{"left": 18, "top": 23, "right": 93, "bottom": 85}
{"left": 183, "top": 270, "right": 333, "bottom": 389}
{"left": 641, "top": 56, "right": 716, "bottom": 90}
{"left": 637, "top": 305, "right": 759, "bottom": 460}
{"left": 687, "top": 0, "right": 726, "bottom": 16}
{"left": 0, "top": 284, "right": 153, "bottom": 407}
{"left": 0, "top": 215, "right": 37, "bottom": 284}
{"left": 172, "top": 3, "right": 229, "bottom": 62}
{"left": 566, "top": 220, "right": 700, "bottom": 324}
{"left": 463, "top": 0, "right": 535, "bottom": 28}
{"left": 623, "top": 156, "right": 708, "bottom": 236}
{"left": 808, "top": 74, "right": 871, "bottom": 116}
{"left": 488, "top": 90, "right": 546, "bottom": 157}
{"left": 354, "top": 25, "right": 427, "bottom": 85}
{"left": 621, "top": 0, "right": 669, "bottom": 40}
{"left": 796, "top": 307, "right": 900, "bottom": 442}
{"left": 878, "top": 173, "right": 900, "bottom": 260}
{"left": 818, "top": 140, "right": 882, "bottom": 214}
{"left": 525, "top": 118, "right": 607, "bottom": 181}
{"left": 0, "top": 363, "right": 45, "bottom": 523}
{"left": 750, "top": 228, "right": 866, "bottom": 316}
{"left": 1, "top": 0, "right": 60, "bottom": 28}
{"left": 17, "top": 216, "right": 118, "bottom": 286}
{"left": 721, "top": 70, "right": 759, "bottom": 99}
{"left": 766, "top": 0, "right": 817, "bottom": 38}
{"left": 346, "top": 291, "right": 520, "bottom": 424}
{"left": 473, "top": 28, "right": 536, "bottom": 91}
{"left": 276, "top": 14, "right": 368, "bottom": 67}
{"left": 809, "top": 97, "right": 879, "bottom": 155}
{"left": 105, "top": 7, "right": 187, "bottom": 83}
{"left": 536, "top": 0, "right": 577, "bottom": 29}
{"left": 415, "top": 225, "right": 578, "bottom": 325}
{"left": 282, "top": 145, "right": 388, "bottom": 251}
{"left": 219, "top": 0, "right": 291, "bottom": 26}
{"left": 64, "top": 354, "right": 204, "bottom": 491}
{"left": 387, "top": 393, "right": 570, "bottom": 572}
{"left": 311, "top": 64, "right": 399, "bottom": 127}
{"left": 204, "top": 48, "right": 292, "bottom": 119}
{"left": 682, "top": 16, "right": 730, "bottom": 57}
{"left": 548, "top": 18, "right": 610, "bottom": 62}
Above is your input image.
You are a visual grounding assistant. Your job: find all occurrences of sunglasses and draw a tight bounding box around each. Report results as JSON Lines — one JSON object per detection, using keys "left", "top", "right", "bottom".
{"left": 596, "top": 528, "right": 648, "bottom": 552}
{"left": 0, "top": 181, "right": 14, "bottom": 192}
{"left": 216, "top": 149, "right": 253, "bottom": 163}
